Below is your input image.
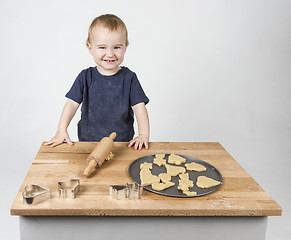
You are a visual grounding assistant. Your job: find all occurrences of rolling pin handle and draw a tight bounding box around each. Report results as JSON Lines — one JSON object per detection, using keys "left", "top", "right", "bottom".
{"left": 109, "top": 132, "right": 117, "bottom": 140}
{"left": 83, "top": 160, "right": 97, "bottom": 177}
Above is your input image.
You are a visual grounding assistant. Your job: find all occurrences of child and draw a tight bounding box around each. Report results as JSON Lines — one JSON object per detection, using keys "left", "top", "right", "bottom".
{"left": 45, "top": 14, "right": 150, "bottom": 150}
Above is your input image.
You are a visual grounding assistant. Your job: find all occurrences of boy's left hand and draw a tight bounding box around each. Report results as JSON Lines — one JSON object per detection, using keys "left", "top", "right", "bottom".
{"left": 128, "top": 134, "right": 149, "bottom": 150}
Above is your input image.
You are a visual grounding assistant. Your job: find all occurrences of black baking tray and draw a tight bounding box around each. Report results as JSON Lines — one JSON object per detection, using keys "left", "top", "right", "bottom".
{"left": 128, "top": 154, "right": 222, "bottom": 198}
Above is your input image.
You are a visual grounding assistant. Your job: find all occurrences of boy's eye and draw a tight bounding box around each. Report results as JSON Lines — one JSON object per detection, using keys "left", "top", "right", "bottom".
{"left": 98, "top": 46, "right": 106, "bottom": 49}
{"left": 114, "top": 46, "right": 121, "bottom": 49}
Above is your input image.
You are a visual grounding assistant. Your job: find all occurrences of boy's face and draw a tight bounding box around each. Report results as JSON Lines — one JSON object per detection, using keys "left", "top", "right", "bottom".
{"left": 87, "top": 24, "right": 127, "bottom": 75}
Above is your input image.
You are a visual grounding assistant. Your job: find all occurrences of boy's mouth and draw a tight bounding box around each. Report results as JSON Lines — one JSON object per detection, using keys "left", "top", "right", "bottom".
{"left": 103, "top": 59, "right": 116, "bottom": 63}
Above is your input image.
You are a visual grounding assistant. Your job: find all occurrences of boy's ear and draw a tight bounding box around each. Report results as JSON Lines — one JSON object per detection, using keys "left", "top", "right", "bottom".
{"left": 87, "top": 42, "right": 92, "bottom": 54}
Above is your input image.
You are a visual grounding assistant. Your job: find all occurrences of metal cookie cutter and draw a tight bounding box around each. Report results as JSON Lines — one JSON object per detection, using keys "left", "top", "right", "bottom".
{"left": 58, "top": 178, "right": 80, "bottom": 199}
{"left": 22, "top": 184, "right": 50, "bottom": 205}
{"left": 109, "top": 185, "right": 127, "bottom": 199}
{"left": 109, "top": 183, "right": 143, "bottom": 199}
{"left": 127, "top": 182, "right": 143, "bottom": 199}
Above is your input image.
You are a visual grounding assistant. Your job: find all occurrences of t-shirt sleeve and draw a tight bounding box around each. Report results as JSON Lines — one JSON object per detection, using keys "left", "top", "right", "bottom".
{"left": 130, "top": 73, "right": 149, "bottom": 106}
{"left": 65, "top": 71, "right": 85, "bottom": 104}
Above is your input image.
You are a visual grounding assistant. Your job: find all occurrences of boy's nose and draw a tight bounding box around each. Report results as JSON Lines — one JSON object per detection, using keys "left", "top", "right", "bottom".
{"left": 106, "top": 49, "right": 114, "bottom": 57}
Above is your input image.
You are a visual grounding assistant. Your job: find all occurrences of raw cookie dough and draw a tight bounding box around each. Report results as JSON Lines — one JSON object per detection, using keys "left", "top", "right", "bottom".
{"left": 153, "top": 154, "right": 167, "bottom": 166}
{"left": 165, "top": 164, "right": 186, "bottom": 176}
{"left": 183, "top": 190, "right": 197, "bottom": 196}
{"left": 196, "top": 176, "right": 221, "bottom": 188}
{"left": 185, "top": 162, "right": 207, "bottom": 172}
{"left": 153, "top": 157, "right": 166, "bottom": 166}
{"left": 168, "top": 154, "right": 186, "bottom": 165}
{"left": 178, "top": 185, "right": 190, "bottom": 192}
{"left": 140, "top": 162, "right": 159, "bottom": 186}
{"left": 155, "top": 154, "right": 165, "bottom": 159}
{"left": 151, "top": 172, "right": 175, "bottom": 191}
{"left": 105, "top": 152, "right": 114, "bottom": 161}
{"left": 140, "top": 162, "right": 153, "bottom": 170}
{"left": 179, "top": 173, "right": 190, "bottom": 181}
{"left": 177, "top": 173, "right": 196, "bottom": 196}
{"left": 158, "top": 173, "right": 172, "bottom": 183}
{"left": 140, "top": 169, "right": 160, "bottom": 186}
{"left": 178, "top": 173, "right": 194, "bottom": 188}
{"left": 152, "top": 181, "right": 175, "bottom": 191}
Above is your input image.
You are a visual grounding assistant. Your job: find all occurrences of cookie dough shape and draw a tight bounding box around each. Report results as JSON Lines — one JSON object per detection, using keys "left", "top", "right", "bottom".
{"left": 183, "top": 190, "right": 197, "bottom": 196}
{"left": 178, "top": 184, "right": 190, "bottom": 192}
{"left": 152, "top": 181, "right": 175, "bottom": 191}
{"left": 168, "top": 154, "right": 186, "bottom": 165}
{"left": 165, "top": 164, "right": 186, "bottom": 176}
{"left": 151, "top": 172, "right": 175, "bottom": 191}
{"left": 153, "top": 157, "right": 166, "bottom": 166}
{"left": 140, "top": 162, "right": 159, "bottom": 186}
{"left": 177, "top": 173, "right": 196, "bottom": 196}
{"left": 185, "top": 162, "right": 207, "bottom": 172}
{"left": 179, "top": 173, "right": 190, "bottom": 181}
{"left": 140, "top": 169, "right": 160, "bottom": 186}
{"left": 140, "top": 162, "right": 153, "bottom": 170}
{"left": 178, "top": 173, "right": 194, "bottom": 188}
{"left": 158, "top": 173, "right": 172, "bottom": 183}
{"left": 196, "top": 176, "right": 221, "bottom": 188}
{"left": 155, "top": 154, "right": 165, "bottom": 159}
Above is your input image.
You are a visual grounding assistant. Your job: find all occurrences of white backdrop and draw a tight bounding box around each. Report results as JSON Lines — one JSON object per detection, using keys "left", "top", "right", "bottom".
{"left": 1, "top": 0, "right": 290, "bottom": 239}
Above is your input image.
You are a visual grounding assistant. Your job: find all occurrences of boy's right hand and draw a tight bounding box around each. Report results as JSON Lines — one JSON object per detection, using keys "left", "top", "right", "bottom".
{"left": 44, "top": 130, "right": 73, "bottom": 148}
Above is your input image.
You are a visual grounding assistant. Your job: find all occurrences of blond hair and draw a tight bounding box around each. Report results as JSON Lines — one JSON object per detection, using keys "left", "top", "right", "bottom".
{"left": 86, "top": 14, "right": 129, "bottom": 46}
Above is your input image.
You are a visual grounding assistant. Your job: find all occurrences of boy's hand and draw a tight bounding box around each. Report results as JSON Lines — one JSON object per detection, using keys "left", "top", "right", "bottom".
{"left": 128, "top": 134, "right": 149, "bottom": 150}
{"left": 44, "top": 130, "right": 73, "bottom": 148}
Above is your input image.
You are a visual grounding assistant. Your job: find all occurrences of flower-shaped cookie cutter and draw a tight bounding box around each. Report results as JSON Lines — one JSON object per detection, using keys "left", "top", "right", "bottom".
{"left": 58, "top": 178, "right": 80, "bottom": 199}
{"left": 22, "top": 184, "right": 50, "bottom": 205}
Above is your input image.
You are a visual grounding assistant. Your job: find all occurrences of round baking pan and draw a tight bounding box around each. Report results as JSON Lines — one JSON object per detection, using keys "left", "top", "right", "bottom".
{"left": 128, "top": 154, "right": 222, "bottom": 198}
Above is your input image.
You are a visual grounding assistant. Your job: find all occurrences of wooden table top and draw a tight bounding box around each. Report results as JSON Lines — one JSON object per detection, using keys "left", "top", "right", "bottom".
{"left": 10, "top": 142, "right": 282, "bottom": 216}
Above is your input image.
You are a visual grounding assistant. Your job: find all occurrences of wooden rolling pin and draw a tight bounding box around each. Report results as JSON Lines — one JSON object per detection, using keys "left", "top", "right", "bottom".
{"left": 83, "top": 132, "right": 116, "bottom": 177}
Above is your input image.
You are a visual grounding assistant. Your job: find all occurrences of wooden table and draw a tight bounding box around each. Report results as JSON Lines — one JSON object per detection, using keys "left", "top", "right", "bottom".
{"left": 11, "top": 142, "right": 281, "bottom": 240}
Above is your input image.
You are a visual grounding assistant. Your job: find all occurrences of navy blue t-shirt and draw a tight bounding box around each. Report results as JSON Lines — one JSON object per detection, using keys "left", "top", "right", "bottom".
{"left": 66, "top": 67, "right": 149, "bottom": 142}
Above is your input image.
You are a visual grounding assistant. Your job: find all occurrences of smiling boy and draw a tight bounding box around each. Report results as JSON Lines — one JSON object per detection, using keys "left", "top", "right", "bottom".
{"left": 45, "top": 14, "right": 150, "bottom": 150}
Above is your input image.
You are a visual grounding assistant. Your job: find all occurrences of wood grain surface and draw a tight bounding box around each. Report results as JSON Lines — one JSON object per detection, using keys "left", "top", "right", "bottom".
{"left": 10, "top": 142, "right": 282, "bottom": 216}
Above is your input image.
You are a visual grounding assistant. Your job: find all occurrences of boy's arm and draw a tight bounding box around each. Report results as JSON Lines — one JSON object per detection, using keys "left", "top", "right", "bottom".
{"left": 44, "top": 99, "right": 80, "bottom": 148}
{"left": 128, "top": 102, "right": 150, "bottom": 150}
